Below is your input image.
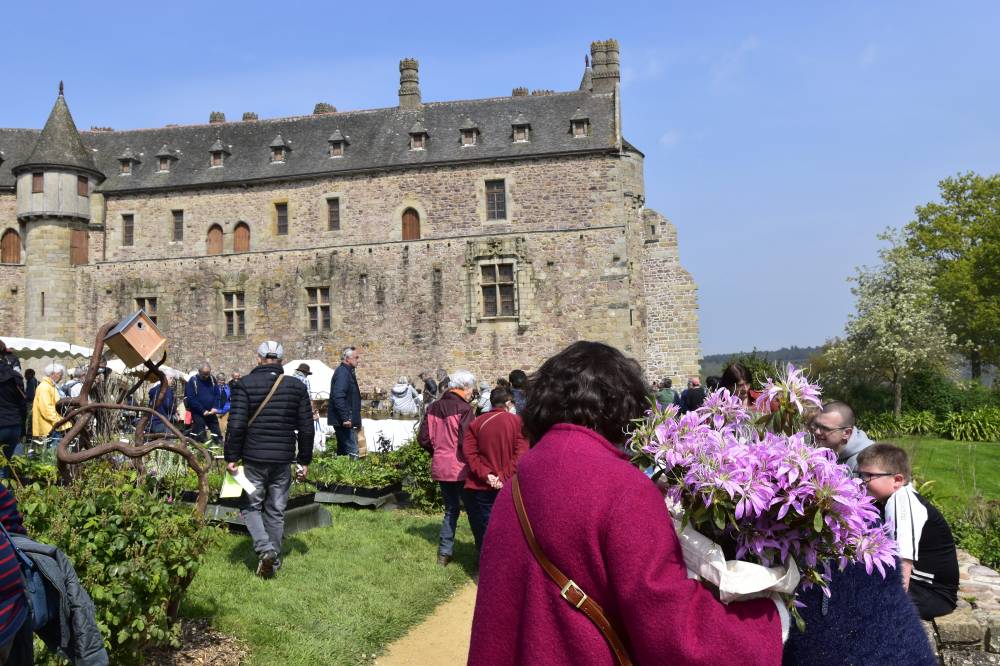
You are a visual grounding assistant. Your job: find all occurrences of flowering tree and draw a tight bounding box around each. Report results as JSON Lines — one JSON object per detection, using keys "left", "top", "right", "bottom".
{"left": 828, "top": 232, "right": 954, "bottom": 418}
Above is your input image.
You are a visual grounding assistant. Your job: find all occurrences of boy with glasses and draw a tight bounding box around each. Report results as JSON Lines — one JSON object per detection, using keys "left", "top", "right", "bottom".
{"left": 856, "top": 444, "right": 958, "bottom": 620}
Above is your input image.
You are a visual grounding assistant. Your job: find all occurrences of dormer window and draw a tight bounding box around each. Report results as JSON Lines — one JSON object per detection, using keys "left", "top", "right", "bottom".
{"left": 269, "top": 134, "right": 290, "bottom": 163}
{"left": 460, "top": 118, "right": 479, "bottom": 147}
{"left": 118, "top": 147, "right": 139, "bottom": 175}
{"left": 328, "top": 129, "right": 348, "bottom": 158}
{"left": 208, "top": 138, "right": 230, "bottom": 168}
{"left": 570, "top": 109, "right": 590, "bottom": 138}
{"left": 155, "top": 145, "right": 177, "bottom": 173}
{"left": 511, "top": 113, "right": 531, "bottom": 143}
{"left": 409, "top": 121, "right": 428, "bottom": 151}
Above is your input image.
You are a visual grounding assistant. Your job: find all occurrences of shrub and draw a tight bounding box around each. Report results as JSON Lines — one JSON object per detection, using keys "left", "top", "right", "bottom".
{"left": 945, "top": 500, "right": 1000, "bottom": 570}
{"left": 857, "top": 412, "right": 901, "bottom": 441}
{"left": 897, "top": 410, "right": 939, "bottom": 436}
{"left": 11, "top": 462, "right": 218, "bottom": 664}
{"left": 394, "top": 439, "right": 442, "bottom": 512}
{"left": 943, "top": 407, "right": 1000, "bottom": 442}
{"left": 309, "top": 451, "right": 403, "bottom": 489}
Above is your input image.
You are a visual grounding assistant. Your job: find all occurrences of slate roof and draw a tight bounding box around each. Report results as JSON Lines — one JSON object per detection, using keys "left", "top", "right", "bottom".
{"left": 12, "top": 93, "right": 101, "bottom": 179}
{"left": 0, "top": 90, "right": 618, "bottom": 193}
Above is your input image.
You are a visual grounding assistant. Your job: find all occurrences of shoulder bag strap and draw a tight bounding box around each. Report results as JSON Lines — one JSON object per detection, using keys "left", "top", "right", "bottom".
{"left": 248, "top": 375, "right": 284, "bottom": 426}
{"left": 511, "top": 475, "right": 634, "bottom": 666}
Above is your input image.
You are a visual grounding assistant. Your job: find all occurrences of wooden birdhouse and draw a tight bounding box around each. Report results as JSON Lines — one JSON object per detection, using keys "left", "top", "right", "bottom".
{"left": 104, "top": 310, "right": 167, "bottom": 368}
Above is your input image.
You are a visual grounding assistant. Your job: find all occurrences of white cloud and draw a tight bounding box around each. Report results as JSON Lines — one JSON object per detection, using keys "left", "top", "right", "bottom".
{"left": 710, "top": 35, "right": 760, "bottom": 91}
{"left": 659, "top": 129, "right": 682, "bottom": 147}
{"left": 859, "top": 44, "right": 878, "bottom": 68}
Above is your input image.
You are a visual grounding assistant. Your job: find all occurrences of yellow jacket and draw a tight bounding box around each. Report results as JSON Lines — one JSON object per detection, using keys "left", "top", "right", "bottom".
{"left": 32, "top": 377, "right": 68, "bottom": 436}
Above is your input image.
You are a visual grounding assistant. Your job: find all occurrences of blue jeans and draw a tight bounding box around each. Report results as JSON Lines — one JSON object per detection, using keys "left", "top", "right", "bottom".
{"left": 240, "top": 461, "right": 291, "bottom": 557}
{"left": 334, "top": 427, "right": 358, "bottom": 459}
{"left": 467, "top": 489, "right": 499, "bottom": 550}
{"left": 438, "top": 481, "right": 483, "bottom": 556}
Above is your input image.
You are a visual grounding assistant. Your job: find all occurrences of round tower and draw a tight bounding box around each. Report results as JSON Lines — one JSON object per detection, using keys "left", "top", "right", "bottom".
{"left": 12, "top": 83, "right": 103, "bottom": 343}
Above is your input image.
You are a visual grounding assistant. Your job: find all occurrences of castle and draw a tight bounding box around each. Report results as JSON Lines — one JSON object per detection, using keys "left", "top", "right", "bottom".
{"left": 0, "top": 39, "right": 699, "bottom": 390}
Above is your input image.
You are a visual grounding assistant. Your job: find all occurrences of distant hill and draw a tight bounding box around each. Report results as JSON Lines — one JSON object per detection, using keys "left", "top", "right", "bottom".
{"left": 699, "top": 346, "right": 824, "bottom": 378}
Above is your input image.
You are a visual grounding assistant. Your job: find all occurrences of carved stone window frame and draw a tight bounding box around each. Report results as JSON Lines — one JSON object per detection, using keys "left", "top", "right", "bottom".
{"left": 461, "top": 237, "right": 534, "bottom": 331}
{"left": 213, "top": 274, "right": 252, "bottom": 340}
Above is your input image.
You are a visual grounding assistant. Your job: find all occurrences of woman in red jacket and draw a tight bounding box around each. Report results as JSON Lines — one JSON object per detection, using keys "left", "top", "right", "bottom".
{"left": 462, "top": 388, "right": 529, "bottom": 550}
{"left": 468, "top": 341, "right": 782, "bottom": 666}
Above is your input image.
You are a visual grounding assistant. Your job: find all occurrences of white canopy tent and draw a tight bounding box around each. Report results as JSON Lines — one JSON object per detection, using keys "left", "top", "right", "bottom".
{"left": 283, "top": 359, "right": 335, "bottom": 399}
{"left": 104, "top": 358, "right": 191, "bottom": 381}
{"left": 0, "top": 336, "right": 92, "bottom": 360}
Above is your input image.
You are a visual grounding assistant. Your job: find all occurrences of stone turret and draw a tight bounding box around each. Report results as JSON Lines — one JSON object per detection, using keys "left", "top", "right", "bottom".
{"left": 12, "top": 82, "right": 103, "bottom": 342}
{"left": 398, "top": 58, "right": 421, "bottom": 110}
{"left": 590, "top": 39, "right": 620, "bottom": 94}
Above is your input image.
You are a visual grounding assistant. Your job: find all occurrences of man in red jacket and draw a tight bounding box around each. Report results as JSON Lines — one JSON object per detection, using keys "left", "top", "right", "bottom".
{"left": 462, "top": 388, "right": 529, "bottom": 551}
{"left": 418, "top": 370, "right": 479, "bottom": 566}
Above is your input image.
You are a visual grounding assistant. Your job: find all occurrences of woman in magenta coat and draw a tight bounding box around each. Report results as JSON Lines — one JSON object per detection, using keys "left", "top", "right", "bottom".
{"left": 468, "top": 341, "right": 782, "bottom": 665}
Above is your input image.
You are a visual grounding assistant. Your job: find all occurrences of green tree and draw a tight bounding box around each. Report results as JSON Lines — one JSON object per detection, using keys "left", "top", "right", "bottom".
{"left": 905, "top": 172, "right": 1000, "bottom": 379}
{"left": 828, "top": 233, "right": 955, "bottom": 418}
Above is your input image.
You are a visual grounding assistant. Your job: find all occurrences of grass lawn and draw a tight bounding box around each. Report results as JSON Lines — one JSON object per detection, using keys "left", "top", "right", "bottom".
{"left": 896, "top": 436, "right": 1000, "bottom": 510}
{"left": 181, "top": 506, "right": 477, "bottom": 666}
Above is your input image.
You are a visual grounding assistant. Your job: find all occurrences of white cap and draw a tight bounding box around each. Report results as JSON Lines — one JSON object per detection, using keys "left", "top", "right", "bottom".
{"left": 257, "top": 340, "right": 284, "bottom": 359}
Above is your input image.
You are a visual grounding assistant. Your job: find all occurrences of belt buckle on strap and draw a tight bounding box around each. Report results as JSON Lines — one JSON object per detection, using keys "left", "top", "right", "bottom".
{"left": 560, "top": 580, "right": 588, "bottom": 609}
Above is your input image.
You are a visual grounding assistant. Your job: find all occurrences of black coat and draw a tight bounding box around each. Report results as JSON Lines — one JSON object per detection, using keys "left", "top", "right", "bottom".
{"left": 328, "top": 363, "right": 361, "bottom": 426}
{"left": 0, "top": 363, "right": 26, "bottom": 429}
{"left": 224, "top": 365, "right": 313, "bottom": 466}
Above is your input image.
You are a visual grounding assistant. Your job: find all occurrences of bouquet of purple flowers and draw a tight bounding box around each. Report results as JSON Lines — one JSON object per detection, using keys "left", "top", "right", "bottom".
{"left": 631, "top": 364, "right": 896, "bottom": 630}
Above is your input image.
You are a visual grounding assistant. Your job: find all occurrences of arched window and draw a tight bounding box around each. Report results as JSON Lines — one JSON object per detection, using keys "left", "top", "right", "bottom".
{"left": 207, "top": 225, "right": 223, "bottom": 255}
{"left": 0, "top": 229, "right": 20, "bottom": 264}
{"left": 402, "top": 208, "right": 420, "bottom": 241}
{"left": 234, "top": 222, "right": 250, "bottom": 253}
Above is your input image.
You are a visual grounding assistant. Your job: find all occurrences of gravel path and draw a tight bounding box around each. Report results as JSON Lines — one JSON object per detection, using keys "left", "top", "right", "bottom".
{"left": 375, "top": 581, "right": 478, "bottom": 665}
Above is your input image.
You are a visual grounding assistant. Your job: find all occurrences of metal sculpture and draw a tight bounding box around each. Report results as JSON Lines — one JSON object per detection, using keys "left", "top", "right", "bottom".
{"left": 53, "top": 322, "right": 211, "bottom": 513}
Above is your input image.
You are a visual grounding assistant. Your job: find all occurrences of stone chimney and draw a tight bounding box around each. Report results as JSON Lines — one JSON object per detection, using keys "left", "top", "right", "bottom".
{"left": 398, "top": 58, "right": 421, "bottom": 109}
{"left": 209, "top": 111, "right": 226, "bottom": 124}
{"left": 242, "top": 111, "right": 259, "bottom": 121}
{"left": 590, "top": 39, "right": 620, "bottom": 93}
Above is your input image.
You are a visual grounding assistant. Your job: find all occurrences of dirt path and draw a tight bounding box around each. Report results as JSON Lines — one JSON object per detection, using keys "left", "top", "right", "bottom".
{"left": 376, "top": 581, "right": 478, "bottom": 665}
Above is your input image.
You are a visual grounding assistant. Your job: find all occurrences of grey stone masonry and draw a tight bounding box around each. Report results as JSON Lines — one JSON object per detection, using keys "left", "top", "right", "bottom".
{"left": 927, "top": 550, "right": 1000, "bottom": 665}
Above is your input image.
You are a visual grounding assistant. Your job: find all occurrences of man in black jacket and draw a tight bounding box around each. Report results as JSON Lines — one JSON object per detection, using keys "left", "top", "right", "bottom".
{"left": 224, "top": 340, "right": 312, "bottom": 578}
{"left": 328, "top": 347, "right": 362, "bottom": 459}
{"left": 0, "top": 350, "right": 26, "bottom": 478}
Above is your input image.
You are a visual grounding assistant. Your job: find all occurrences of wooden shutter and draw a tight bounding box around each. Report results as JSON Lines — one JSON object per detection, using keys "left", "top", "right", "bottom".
{"left": 402, "top": 208, "right": 420, "bottom": 241}
{"left": 234, "top": 223, "right": 250, "bottom": 252}
{"left": 207, "top": 225, "right": 223, "bottom": 255}
{"left": 31, "top": 173, "right": 43, "bottom": 193}
{"left": 0, "top": 229, "right": 20, "bottom": 264}
{"left": 70, "top": 228, "right": 88, "bottom": 266}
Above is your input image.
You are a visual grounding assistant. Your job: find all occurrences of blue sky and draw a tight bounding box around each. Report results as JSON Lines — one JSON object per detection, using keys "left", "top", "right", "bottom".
{"left": 5, "top": 1, "right": 998, "bottom": 355}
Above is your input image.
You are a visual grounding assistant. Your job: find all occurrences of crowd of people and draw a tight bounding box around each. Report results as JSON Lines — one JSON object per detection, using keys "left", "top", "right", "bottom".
{"left": 0, "top": 336, "right": 967, "bottom": 664}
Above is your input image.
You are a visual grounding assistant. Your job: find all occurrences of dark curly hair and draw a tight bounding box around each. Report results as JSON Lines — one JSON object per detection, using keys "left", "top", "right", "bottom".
{"left": 521, "top": 341, "right": 648, "bottom": 446}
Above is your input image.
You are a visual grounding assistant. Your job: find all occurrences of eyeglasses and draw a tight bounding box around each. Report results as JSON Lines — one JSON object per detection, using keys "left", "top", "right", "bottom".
{"left": 809, "top": 422, "right": 848, "bottom": 435}
{"left": 854, "top": 471, "right": 895, "bottom": 483}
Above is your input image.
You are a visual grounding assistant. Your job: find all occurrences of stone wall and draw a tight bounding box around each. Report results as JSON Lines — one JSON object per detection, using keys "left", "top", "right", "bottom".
{"left": 76, "top": 226, "right": 641, "bottom": 390}
{"left": 0, "top": 264, "right": 24, "bottom": 334}
{"left": 922, "top": 550, "right": 1000, "bottom": 665}
{"left": 100, "top": 156, "right": 621, "bottom": 261}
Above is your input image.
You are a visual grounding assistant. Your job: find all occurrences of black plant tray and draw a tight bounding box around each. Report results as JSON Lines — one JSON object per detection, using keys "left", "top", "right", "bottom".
{"left": 315, "top": 481, "right": 402, "bottom": 498}
{"left": 180, "top": 490, "right": 315, "bottom": 509}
